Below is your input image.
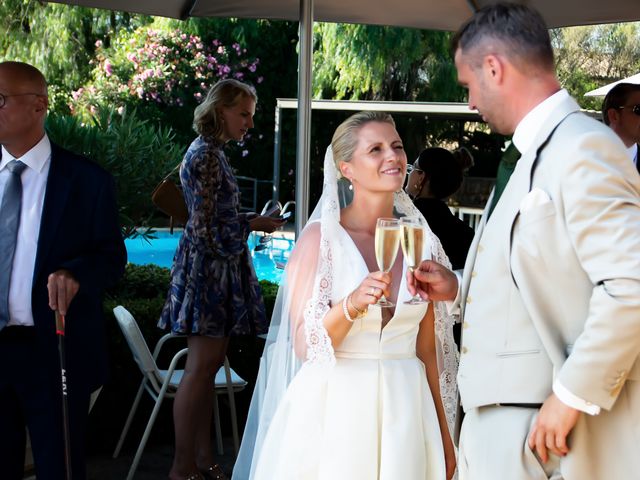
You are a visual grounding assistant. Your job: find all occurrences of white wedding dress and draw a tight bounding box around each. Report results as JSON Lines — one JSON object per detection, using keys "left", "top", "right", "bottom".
{"left": 250, "top": 223, "right": 446, "bottom": 480}
{"left": 233, "top": 146, "right": 457, "bottom": 480}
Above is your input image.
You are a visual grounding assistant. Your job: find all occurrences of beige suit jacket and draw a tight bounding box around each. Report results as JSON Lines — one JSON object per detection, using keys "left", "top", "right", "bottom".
{"left": 458, "top": 95, "right": 640, "bottom": 479}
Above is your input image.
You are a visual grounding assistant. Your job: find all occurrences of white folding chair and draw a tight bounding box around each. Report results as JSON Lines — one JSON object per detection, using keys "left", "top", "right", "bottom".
{"left": 111, "top": 306, "right": 247, "bottom": 480}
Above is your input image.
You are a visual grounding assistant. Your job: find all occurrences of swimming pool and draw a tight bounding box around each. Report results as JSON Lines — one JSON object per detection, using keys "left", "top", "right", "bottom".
{"left": 124, "top": 230, "right": 294, "bottom": 284}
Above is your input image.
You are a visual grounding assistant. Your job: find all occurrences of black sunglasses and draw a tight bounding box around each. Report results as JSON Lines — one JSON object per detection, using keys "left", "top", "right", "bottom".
{"left": 617, "top": 104, "right": 640, "bottom": 116}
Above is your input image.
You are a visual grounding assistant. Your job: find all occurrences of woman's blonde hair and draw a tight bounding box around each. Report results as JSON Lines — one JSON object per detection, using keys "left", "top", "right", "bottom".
{"left": 331, "top": 111, "right": 395, "bottom": 175}
{"left": 193, "top": 79, "right": 257, "bottom": 138}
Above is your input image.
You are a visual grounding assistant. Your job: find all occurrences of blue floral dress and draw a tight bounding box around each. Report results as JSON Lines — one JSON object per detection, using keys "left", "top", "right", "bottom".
{"left": 158, "top": 135, "right": 267, "bottom": 337}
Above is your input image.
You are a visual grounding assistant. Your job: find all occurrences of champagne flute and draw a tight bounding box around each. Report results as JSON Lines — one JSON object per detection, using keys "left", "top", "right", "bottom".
{"left": 374, "top": 218, "right": 401, "bottom": 307}
{"left": 400, "top": 216, "right": 427, "bottom": 305}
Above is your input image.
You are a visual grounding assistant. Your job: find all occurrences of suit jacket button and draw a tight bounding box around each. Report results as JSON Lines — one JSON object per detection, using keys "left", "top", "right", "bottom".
{"left": 462, "top": 347, "right": 468, "bottom": 354}
{"left": 466, "top": 296, "right": 472, "bottom": 304}
{"left": 478, "top": 245, "right": 484, "bottom": 253}
{"left": 471, "top": 271, "right": 477, "bottom": 278}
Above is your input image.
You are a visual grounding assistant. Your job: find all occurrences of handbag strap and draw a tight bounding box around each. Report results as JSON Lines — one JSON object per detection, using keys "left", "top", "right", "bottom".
{"left": 162, "top": 162, "right": 182, "bottom": 182}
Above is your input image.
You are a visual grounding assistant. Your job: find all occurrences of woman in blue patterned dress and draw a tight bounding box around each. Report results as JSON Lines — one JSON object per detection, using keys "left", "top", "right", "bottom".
{"left": 159, "top": 79, "right": 284, "bottom": 480}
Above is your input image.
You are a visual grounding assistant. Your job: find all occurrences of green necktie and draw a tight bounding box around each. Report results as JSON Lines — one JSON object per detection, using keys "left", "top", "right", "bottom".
{"left": 487, "top": 143, "right": 520, "bottom": 218}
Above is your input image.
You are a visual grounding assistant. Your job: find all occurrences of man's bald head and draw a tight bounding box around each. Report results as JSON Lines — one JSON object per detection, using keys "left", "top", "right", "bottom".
{"left": 0, "top": 61, "right": 48, "bottom": 96}
{"left": 0, "top": 61, "right": 49, "bottom": 157}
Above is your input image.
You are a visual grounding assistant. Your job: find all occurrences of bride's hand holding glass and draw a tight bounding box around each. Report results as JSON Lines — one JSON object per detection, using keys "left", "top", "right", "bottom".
{"left": 348, "top": 271, "right": 393, "bottom": 318}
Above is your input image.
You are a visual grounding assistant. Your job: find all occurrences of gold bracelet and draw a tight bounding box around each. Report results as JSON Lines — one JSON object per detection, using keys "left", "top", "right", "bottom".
{"left": 342, "top": 296, "right": 355, "bottom": 323}
{"left": 348, "top": 294, "right": 367, "bottom": 318}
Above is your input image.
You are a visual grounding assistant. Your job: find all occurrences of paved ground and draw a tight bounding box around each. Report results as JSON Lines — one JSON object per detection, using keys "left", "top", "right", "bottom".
{"left": 25, "top": 436, "right": 237, "bottom": 479}
{"left": 87, "top": 438, "right": 237, "bottom": 479}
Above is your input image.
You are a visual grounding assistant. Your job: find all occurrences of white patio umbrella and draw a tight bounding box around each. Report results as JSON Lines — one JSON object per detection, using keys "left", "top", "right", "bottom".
{"left": 49, "top": 0, "right": 640, "bottom": 30}
{"left": 584, "top": 73, "right": 640, "bottom": 97}
{"left": 50, "top": 0, "right": 640, "bottom": 232}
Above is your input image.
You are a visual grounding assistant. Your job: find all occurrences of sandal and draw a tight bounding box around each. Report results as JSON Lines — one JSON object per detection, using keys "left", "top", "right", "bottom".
{"left": 200, "top": 464, "right": 228, "bottom": 480}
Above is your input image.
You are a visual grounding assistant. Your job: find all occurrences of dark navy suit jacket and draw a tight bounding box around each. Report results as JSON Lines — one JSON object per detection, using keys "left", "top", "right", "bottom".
{"left": 3, "top": 141, "right": 126, "bottom": 393}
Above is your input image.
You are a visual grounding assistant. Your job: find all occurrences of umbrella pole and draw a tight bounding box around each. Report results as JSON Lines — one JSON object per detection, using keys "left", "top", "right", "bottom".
{"left": 56, "top": 311, "right": 73, "bottom": 480}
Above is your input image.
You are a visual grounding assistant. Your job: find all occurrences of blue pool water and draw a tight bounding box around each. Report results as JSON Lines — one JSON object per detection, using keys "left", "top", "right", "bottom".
{"left": 125, "top": 230, "right": 294, "bottom": 284}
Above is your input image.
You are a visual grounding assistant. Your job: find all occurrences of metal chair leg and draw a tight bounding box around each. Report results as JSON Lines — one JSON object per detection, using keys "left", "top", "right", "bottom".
{"left": 223, "top": 358, "right": 240, "bottom": 456}
{"left": 212, "top": 392, "right": 224, "bottom": 455}
{"left": 127, "top": 376, "right": 173, "bottom": 480}
{"left": 113, "top": 379, "right": 147, "bottom": 458}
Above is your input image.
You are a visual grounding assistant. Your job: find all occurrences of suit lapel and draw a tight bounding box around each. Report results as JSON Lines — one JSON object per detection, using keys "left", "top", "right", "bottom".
{"left": 461, "top": 95, "right": 581, "bottom": 302}
{"left": 503, "top": 97, "right": 581, "bottom": 262}
{"left": 33, "top": 145, "right": 72, "bottom": 281}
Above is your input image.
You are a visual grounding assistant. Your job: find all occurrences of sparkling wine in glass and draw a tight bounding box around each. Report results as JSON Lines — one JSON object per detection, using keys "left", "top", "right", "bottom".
{"left": 400, "top": 217, "right": 427, "bottom": 305}
{"left": 374, "top": 217, "right": 401, "bottom": 307}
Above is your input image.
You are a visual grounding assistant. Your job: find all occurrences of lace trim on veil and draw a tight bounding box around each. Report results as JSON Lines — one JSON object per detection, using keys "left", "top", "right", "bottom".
{"left": 302, "top": 236, "right": 335, "bottom": 365}
{"left": 395, "top": 191, "right": 459, "bottom": 433}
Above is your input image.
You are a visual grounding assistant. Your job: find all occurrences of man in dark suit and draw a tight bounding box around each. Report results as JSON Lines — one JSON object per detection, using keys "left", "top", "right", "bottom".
{"left": 602, "top": 82, "right": 640, "bottom": 170}
{"left": 0, "top": 61, "right": 126, "bottom": 479}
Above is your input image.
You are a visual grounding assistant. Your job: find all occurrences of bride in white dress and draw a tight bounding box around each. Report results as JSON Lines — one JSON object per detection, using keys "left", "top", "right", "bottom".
{"left": 233, "top": 112, "right": 458, "bottom": 480}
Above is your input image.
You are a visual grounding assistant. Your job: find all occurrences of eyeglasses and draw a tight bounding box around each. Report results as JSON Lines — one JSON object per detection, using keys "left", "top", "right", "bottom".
{"left": 616, "top": 104, "right": 640, "bottom": 116}
{"left": 406, "top": 164, "right": 424, "bottom": 174}
{"left": 0, "top": 92, "right": 45, "bottom": 109}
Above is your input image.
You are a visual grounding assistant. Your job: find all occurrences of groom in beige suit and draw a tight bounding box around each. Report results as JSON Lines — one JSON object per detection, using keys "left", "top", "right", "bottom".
{"left": 408, "top": 4, "right": 640, "bottom": 479}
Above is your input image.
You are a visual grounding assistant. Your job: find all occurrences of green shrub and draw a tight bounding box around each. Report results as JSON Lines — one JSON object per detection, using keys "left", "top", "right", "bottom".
{"left": 259, "top": 279, "right": 279, "bottom": 316}
{"left": 108, "top": 263, "right": 171, "bottom": 301}
{"left": 46, "top": 109, "right": 185, "bottom": 237}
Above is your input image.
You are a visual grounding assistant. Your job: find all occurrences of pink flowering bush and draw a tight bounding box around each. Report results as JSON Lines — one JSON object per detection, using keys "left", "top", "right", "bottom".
{"left": 70, "top": 28, "right": 261, "bottom": 141}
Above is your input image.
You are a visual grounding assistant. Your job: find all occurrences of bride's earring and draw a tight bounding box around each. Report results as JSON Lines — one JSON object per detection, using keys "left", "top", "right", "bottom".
{"left": 348, "top": 178, "right": 353, "bottom": 191}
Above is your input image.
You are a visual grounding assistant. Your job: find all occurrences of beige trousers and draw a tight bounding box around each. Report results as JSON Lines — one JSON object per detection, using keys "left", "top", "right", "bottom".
{"left": 459, "top": 405, "right": 563, "bottom": 480}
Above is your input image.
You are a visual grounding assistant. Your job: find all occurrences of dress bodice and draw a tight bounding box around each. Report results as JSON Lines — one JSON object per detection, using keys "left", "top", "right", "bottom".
{"left": 331, "top": 225, "right": 428, "bottom": 359}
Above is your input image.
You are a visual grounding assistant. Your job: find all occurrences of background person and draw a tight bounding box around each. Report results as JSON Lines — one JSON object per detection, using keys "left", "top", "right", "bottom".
{"left": 406, "top": 146, "right": 474, "bottom": 270}
{"left": 601, "top": 82, "right": 640, "bottom": 169}
{"left": 158, "top": 79, "right": 284, "bottom": 480}
{"left": 0, "top": 60, "right": 126, "bottom": 480}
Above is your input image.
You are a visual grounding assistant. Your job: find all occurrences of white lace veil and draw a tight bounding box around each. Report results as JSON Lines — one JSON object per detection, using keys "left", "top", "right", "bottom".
{"left": 233, "top": 145, "right": 459, "bottom": 480}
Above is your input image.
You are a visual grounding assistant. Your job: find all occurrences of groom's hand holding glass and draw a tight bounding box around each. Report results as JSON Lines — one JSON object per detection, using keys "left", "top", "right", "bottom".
{"left": 406, "top": 260, "right": 459, "bottom": 302}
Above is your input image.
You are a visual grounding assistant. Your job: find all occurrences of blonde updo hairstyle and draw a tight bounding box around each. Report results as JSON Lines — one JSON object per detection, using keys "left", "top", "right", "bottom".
{"left": 193, "top": 79, "right": 257, "bottom": 139}
{"left": 331, "top": 111, "right": 395, "bottom": 177}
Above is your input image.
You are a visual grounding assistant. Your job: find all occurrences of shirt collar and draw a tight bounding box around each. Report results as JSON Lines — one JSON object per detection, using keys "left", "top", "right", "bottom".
{"left": 1, "top": 134, "right": 51, "bottom": 173}
{"left": 626, "top": 143, "right": 638, "bottom": 162}
{"left": 512, "top": 89, "right": 569, "bottom": 155}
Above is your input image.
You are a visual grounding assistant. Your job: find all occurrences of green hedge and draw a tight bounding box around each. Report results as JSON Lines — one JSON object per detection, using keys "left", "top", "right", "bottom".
{"left": 88, "top": 263, "right": 279, "bottom": 453}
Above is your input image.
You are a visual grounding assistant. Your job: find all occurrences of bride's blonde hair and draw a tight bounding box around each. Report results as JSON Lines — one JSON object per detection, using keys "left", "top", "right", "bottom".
{"left": 331, "top": 111, "right": 395, "bottom": 177}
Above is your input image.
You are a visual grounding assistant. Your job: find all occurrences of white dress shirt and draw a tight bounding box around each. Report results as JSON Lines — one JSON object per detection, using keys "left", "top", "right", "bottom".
{"left": 512, "top": 89, "right": 600, "bottom": 415}
{"left": 627, "top": 143, "right": 638, "bottom": 167}
{"left": 0, "top": 135, "right": 51, "bottom": 327}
